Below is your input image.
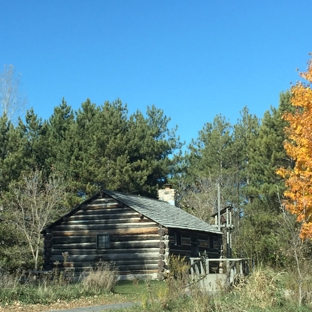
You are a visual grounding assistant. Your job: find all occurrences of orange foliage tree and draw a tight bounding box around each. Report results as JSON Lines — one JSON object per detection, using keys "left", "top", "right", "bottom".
{"left": 277, "top": 56, "right": 312, "bottom": 239}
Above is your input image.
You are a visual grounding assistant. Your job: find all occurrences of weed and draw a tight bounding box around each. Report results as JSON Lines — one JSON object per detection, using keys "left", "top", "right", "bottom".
{"left": 81, "top": 261, "right": 118, "bottom": 293}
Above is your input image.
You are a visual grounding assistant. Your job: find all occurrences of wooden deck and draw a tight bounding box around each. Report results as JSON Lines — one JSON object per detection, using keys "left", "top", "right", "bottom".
{"left": 189, "top": 257, "right": 252, "bottom": 292}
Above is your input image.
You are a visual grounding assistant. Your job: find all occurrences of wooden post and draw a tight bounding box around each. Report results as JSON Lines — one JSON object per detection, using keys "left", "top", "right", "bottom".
{"left": 205, "top": 259, "right": 210, "bottom": 275}
{"left": 195, "top": 261, "right": 200, "bottom": 276}
{"left": 218, "top": 183, "right": 221, "bottom": 231}
{"left": 200, "top": 260, "right": 204, "bottom": 276}
{"left": 190, "top": 258, "right": 194, "bottom": 280}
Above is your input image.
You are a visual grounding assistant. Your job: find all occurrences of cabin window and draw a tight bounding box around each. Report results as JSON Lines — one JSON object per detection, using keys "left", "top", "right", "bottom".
{"left": 174, "top": 232, "right": 182, "bottom": 246}
{"left": 97, "top": 234, "right": 110, "bottom": 248}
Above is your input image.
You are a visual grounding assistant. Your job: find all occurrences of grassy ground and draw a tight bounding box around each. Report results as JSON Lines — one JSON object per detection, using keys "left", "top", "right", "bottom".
{"left": 1, "top": 266, "right": 312, "bottom": 312}
{"left": 0, "top": 275, "right": 166, "bottom": 312}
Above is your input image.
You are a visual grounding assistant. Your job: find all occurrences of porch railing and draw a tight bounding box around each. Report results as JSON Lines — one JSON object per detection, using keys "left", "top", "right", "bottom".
{"left": 190, "top": 257, "right": 252, "bottom": 286}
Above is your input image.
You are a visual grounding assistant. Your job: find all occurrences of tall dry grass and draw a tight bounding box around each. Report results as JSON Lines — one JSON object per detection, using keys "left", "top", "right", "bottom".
{"left": 81, "top": 261, "right": 118, "bottom": 292}
{"left": 0, "top": 261, "right": 118, "bottom": 306}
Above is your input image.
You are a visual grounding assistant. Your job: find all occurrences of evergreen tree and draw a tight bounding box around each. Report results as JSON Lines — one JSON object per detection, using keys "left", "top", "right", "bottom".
{"left": 17, "top": 108, "right": 49, "bottom": 173}
{"left": 236, "top": 92, "right": 294, "bottom": 265}
{"left": 179, "top": 115, "right": 234, "bottom": 219}
{"left": 46, "top": 99, "right": 75, "bottom": 175}
{"left": 246, "top": 91, "right": 293, "bottom": 210}
{"left": 231, "top": 107, "right": 260, "bottom": 208}
{"left": 126, "top": 105, "right": 182, "bottom": 196}
{"left": 65, "top": 99, "right": 182, "bottom": 200}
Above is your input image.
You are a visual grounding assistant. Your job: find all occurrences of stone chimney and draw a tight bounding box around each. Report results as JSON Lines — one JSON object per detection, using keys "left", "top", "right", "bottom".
{"left": 158, "top": 184, "right": 175, "bottom": 206}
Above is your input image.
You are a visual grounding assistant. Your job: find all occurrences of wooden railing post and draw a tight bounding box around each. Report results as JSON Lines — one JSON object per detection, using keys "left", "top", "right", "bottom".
{"left": 205, "top": 259, "right": 210, "bottom": 275}
{"left": 190, "top": 258, "right": 194, "bottom": 280}
{"left": 200, "top": 260, "right": 204, "bottom": 276}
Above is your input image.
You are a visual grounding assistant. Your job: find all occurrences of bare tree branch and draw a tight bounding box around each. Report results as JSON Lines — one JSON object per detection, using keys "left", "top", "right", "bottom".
{"left": 0, "top": 64, "right": 26, "bottom": 123}
{"left": 4, "top": 169, "right": 66, "bottom": 269}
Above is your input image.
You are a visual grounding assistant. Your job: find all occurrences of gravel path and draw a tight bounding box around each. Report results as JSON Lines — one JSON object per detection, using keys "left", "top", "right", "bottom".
{"left": 44, "top": 302, "right": 138, "bottom": 312}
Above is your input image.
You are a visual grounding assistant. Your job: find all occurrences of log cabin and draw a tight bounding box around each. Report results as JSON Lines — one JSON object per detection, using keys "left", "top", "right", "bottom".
{"left": 42, "top": 189, "right": 222, "bottom": 279}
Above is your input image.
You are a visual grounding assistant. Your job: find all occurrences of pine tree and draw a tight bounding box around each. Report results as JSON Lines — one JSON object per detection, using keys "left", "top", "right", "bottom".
{"left": 236, "top": 92, "right": 294, "bottom": 264}
{"left": 46, "top": 98, "right": 75, "bottom": 175}
{"left": 180, "top": 115, "right": 234, "bottom": 218}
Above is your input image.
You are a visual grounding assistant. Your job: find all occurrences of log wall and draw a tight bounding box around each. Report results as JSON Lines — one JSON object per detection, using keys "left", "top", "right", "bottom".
{"left": 43, "top": 197, "right": 162, "bottom": 278}
{"left": 43, "top": 195, "right": 222, "bottom": 279}
{"left": 168, "top": 228, "right": 221, "bottom": 259}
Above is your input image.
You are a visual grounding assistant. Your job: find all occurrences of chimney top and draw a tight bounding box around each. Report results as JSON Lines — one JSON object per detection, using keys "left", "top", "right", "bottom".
{"left": 158, "top": 186, "right": 175, "bottom": 206}
{"left": 164, "top": 184, "right": 172, "bottom": 190}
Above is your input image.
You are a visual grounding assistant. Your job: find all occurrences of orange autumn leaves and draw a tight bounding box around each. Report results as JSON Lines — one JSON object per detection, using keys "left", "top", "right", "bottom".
{"left": 277, "top": 57, "right": 312, "bottom": 239}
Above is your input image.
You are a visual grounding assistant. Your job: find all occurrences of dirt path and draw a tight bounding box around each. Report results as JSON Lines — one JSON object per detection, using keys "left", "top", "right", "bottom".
{"left": 0, "top": 295, "right": 138, "bottom": 312}
{"left": 44, "top": 302, "right": 138, "bottom": 312}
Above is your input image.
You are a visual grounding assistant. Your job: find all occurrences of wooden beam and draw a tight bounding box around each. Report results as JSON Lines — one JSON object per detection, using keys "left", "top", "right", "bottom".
{"left": 52, "top": 227, "right": 160, "bottom": 236}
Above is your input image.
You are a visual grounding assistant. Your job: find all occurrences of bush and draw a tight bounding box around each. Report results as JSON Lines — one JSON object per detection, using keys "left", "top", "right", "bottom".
{"left": 81, "top": 261, "right": 118, "bottom": 293}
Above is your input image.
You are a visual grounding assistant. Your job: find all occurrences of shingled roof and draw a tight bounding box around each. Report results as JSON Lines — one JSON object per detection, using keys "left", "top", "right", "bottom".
{"left": 104, "top": 190, "right": 221, "bottom": 234}
{"left": 43, "top": 190, "right": 222, "bottom": 235}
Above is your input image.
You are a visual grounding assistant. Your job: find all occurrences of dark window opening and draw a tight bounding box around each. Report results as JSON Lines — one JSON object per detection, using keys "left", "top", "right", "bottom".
{"left": 174, "top": 232, "right": 182, "bottom": 246}
{"left": 97, "top": 234, "right": 110, "bottom": 248}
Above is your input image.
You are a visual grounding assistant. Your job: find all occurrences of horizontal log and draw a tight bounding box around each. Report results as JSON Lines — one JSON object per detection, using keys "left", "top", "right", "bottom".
{"left": 52, "top": 243, "right": 95, "bottom": 249}
{"left": 182, "top": 238, "right": 191, "bottom": 245}
{"left": 51, "top": 241, "right": 160, "bottom": 250}
{"left": 88, "top": 197, "right": 118, "bottom": 205}
{"left": 87, "top": 204, "right": 121, "bottom": 210}
{"left": 75, "top": 207, "right": 134, "bottom": 216}
{"left": 111, "top": 234, "right": 161, "bottom": 242}
{"left": 118, "top": 269, "right": 159, "bottom": 275}
{"left": 64, "top": 218, "right": 153, "bottom": 225}
{"left": 53, "top": 222, "right": 157, "bottom": 231}
{"left": 69, "top": 213, "right": 140, "bottom": 220}
{"left": 49, "top": 267, "right": 159, "bottom": 275}
{"left": 116, "top": 264, "right": 159, "bottom": 271}
{"left": 51, "top": 248, "right": 160, "bottom": 255}
{"left": 50, "top": 253, "right": 160, "bottom": 262}
{"left": 169, "top": 242, "right": 216, "bottom": 253}
{"left": 198, "top": 240, "right": 210, "bottom": 248}
{"left": 51, "top": 235, "right": 161, "bottom": 244}
{"left": 48, "top": 259, "right": 159, "bottom": 267}
{"left": 52, "top": 228, "right": 159, "bottom": 236}
{"left": 115, "top": 259, "right": 159, "bottom": 265}
{"left": 53, "top": 263, "right": 159, "bottom": 271}
{"left": 168, "top": 229, "right": 212, "bottom": 239}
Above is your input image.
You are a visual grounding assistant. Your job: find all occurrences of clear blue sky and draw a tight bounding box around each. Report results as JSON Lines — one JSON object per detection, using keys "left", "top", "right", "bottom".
{"left": 1, "top": 0, "right": 311, "bottom": 146}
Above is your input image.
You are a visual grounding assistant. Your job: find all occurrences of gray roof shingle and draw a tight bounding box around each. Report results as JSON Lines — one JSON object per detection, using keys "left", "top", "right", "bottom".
{"left": 104, "top": 190, "right": 221, "bottom": 234}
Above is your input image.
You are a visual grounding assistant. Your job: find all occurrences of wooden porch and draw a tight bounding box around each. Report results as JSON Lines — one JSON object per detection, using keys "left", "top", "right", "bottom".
{"left": 189, "top": 257, "right": 252, "bottom": 292}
